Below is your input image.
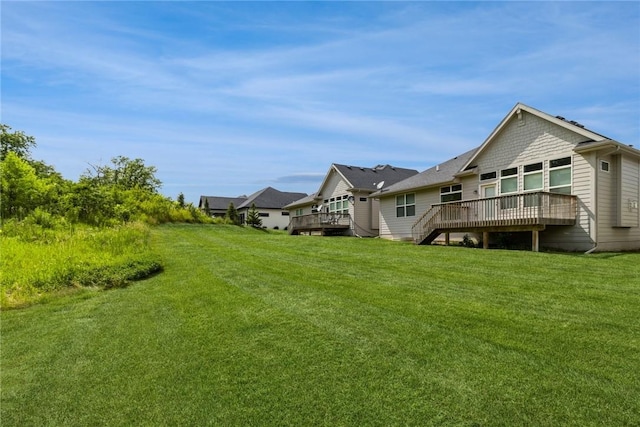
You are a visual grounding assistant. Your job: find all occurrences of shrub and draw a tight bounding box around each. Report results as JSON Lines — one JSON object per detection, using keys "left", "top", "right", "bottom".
{"left": 460, "top": 234, "right": 476, "bottom": 248}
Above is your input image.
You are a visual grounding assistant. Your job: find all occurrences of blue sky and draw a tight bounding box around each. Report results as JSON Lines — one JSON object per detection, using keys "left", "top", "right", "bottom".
{"left": 2, "top": 1, "right": 639, "bottom": 204}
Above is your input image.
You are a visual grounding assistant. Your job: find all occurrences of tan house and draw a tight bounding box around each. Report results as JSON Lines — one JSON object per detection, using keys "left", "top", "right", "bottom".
{"left": 372, "top": 103, "right": 640, "bottom": 252}
{"left": 285, "top": 164, "right": 418, "bottom": 236}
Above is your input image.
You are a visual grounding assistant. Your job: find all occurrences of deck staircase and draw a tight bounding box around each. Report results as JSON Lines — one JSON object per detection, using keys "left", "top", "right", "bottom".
{"left": 411, "top": 205, "right": 446, "bottom": 245}
{"left": 411, "top": 192, "right": 578, "bottom": 245}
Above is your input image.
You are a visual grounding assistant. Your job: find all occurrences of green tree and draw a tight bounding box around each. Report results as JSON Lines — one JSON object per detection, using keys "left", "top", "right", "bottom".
{"left": 225, "top": 202, "right": 240, "bottom": 225}
{"left": 63, "top": 179, "right": 116, "bottom": 225}
{"left": 177, "top": 192, "right": 186, "bottom": 209}
{"left": 1, "top": 124, "right": 36, "bottom": 161}
{"left": 83, "top": 156, "right": 161, "bottom": 193}
{"left": 246, "top": 203, "right": 262, "bottom": 228}
{"left": 0, "top": 152, "right": 49, "bottom": 220}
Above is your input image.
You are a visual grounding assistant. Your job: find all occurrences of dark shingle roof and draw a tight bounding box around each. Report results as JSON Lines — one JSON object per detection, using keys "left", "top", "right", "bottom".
{"left": 238, "top": 187, "right": 308, "bottom": 209}
{"left": 333, "top": 164, "right": 419, "bottom": 191}
{"left": 200, "top": 187, "right": 307, "bottom": 211}
{"left": 371, "top": 148, "right": 478, "bottom": 197}
{"left": 283, "top": 192, "right": 319, "bottom": 209}
{"left": 199, "top": 195, "right": 247, "bottom": 210}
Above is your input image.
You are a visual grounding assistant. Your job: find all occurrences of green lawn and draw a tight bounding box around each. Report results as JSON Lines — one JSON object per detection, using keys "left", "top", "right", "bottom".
{"left": 2, "top": 224, "right": 639, "bottom": 426}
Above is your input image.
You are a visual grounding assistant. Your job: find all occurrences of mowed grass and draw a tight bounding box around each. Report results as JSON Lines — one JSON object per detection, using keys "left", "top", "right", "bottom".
{"left": 1, "top": 224, "right": 639, "bottom": 426}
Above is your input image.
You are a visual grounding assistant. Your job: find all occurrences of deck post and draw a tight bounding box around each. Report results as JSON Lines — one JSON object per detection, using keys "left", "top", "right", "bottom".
{"left": 445, "top": 233, "right": 450, "bottom": 246}
{"left": 532, "top": 230, "right": 539, "bottom": 252}
{"left": 483, "top": 232, "right": 489, "bottom": 249}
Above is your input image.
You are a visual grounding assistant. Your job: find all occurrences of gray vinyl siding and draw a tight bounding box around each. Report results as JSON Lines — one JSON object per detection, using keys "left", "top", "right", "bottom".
{"left": 379, "top": 109, "right": 640, "bottom": 250}
{"left": 321, "top": 170, "right": 351, "bottom": 199}
{"left": 596, "top": 154, "right": 640, "bottom": 251}
{"left": 619, "top": 155, "right": 640, "bottom": 227}
{"left": 379, "top": 176, "right": 476, "bottom": 241}
{"left": 471, "top": 111, "right": 585, "bottom": 175}
{"left": 541, "top": 153, "right": 595, "bottom": 251}
{"left": 289, "top": 203, "right": 315, "bottom": 217}
{"left": 352, "top": 190, "right": 377, "bottom": 237}
{"left": 319, "top": 169, "right": 379, "bottom": 236}
{"left": 379, "top": 188, "right": 439, "bottom": 240}
{"left": 468, "top": 112, "right": 595, "bottom": 251}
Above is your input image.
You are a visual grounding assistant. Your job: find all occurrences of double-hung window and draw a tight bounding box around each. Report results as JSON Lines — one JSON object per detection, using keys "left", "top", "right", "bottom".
{"left": 549, "top": 157, "right": 572, "bottom": 194}
{"left": 396, "top": 193, "right": 416, "bottom": 217}
{"left": 500, "top": 167, "right": 518, "bottom": 209}
{"left": 523, "top": 162, "right": 543, "bottom": 207}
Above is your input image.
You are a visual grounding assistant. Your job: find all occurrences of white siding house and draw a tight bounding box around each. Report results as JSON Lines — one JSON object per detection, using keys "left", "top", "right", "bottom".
{"left": 200, "top": 187, "right": 307, "bottom": 229}
{"left": 373, "top": 103, "right": 640, "bottom": 252}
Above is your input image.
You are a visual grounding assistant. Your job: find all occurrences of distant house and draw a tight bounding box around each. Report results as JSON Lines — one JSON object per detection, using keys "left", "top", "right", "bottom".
{"left": 371, "top": 103, "right": 640, "bottom": 252}
{"left": 198, "top": 196, "right": 247, "bottom": 218}
{"left": 285, "top": 164, "right": 419, "bottom": 236}
{"left": 200, "top": 187, "right": 307, "bottom": 229}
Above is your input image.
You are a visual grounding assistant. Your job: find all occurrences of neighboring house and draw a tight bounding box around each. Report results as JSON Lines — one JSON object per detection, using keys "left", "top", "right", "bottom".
{"left": 198, "top": 196, "right": 247, "bottom": 218}
{"left": 372, "top": 103, "right": 640, "bottom": 252}
{"left": 200, "top": 187, "right": 307, "bottom": 229}
{"left": 286, "top": 164, "right": 419, "bottom": 236}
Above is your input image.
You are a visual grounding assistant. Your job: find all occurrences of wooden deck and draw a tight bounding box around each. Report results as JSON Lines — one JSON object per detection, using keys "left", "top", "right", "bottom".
{"left": 412, "top": 192, "right": 578, "bottom": 248}
{"left": 288, "top": 213, "right": 351, "bottom": 236}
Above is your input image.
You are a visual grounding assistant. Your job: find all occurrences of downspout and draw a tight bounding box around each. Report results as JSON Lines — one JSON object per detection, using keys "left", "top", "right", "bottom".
{"left": 585, "top": 156, "right": 598, "bottom": 254}
{"left": 585, "top": 145, "right": 621, "bottom": 254}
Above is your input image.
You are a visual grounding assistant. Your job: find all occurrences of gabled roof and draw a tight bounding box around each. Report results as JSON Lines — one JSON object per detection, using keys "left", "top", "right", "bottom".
{"left": 200, "top": 187, "right": 308, "bottom": 211}
{"left": 372, "top": 102, "right": 633, "bottom": 199}
{"left": 283, "top": 192, "right": 320, "bottom": 209}
{"left": 371, "top": 148, "right": 478, "bottom": 198}
{"left": 316, "top": 164, "right": 419, "bottom": 196}
{"left": 237, "top": 187, "right": 308, "bottom": 210}
{"left": 459, "top": 102, "right": 610, "bottom": 172}
{"left": 199, "top": 195, "right": 247, "bottom": 210}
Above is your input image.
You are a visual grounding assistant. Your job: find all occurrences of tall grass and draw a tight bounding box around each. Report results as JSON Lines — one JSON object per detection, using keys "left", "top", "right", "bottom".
{"left": 0, "top": 221, "right": 161, "bottom": 308}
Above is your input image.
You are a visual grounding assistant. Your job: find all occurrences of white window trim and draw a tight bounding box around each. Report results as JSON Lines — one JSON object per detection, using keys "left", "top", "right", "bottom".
{"left": 440, "top": 184, "right": 463, "bottom": 203}
{"left": 396, "top": 193, "right": 416, "bottom": 217}
{"left": 523, "top": 162, "right": 543, "bottom": 192}
{"left": 500, "top": 167, "right": 519, "bottom": 195}
{"left": 549, "top": 157, "right": 572, "bottom": 193}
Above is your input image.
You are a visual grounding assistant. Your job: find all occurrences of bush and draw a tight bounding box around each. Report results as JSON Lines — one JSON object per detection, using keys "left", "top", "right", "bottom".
{"left": 460, "top": 234, "right": 476, "bottom": 248}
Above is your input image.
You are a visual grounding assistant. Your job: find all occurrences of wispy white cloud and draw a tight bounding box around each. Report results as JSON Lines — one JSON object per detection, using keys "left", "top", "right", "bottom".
{"left": 2, "top": 1, "right": 638, "bottom": 203}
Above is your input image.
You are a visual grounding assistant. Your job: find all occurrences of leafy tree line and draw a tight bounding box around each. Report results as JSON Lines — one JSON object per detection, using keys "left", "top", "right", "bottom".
{"left": 0, "top": 124, "right": 211, "bottom": 228}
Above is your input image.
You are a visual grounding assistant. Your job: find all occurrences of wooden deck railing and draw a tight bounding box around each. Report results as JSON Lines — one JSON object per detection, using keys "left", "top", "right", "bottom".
{"left": 288, "top": 213, "right": 351, "bottom": 234}
{"left": 411, "top": 192, "right": 577, "bottom": 245}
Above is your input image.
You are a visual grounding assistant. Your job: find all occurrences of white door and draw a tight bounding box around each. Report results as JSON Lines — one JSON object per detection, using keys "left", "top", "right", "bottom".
{"left": 481, "top": 184, "right": 497, "bottom": 220}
